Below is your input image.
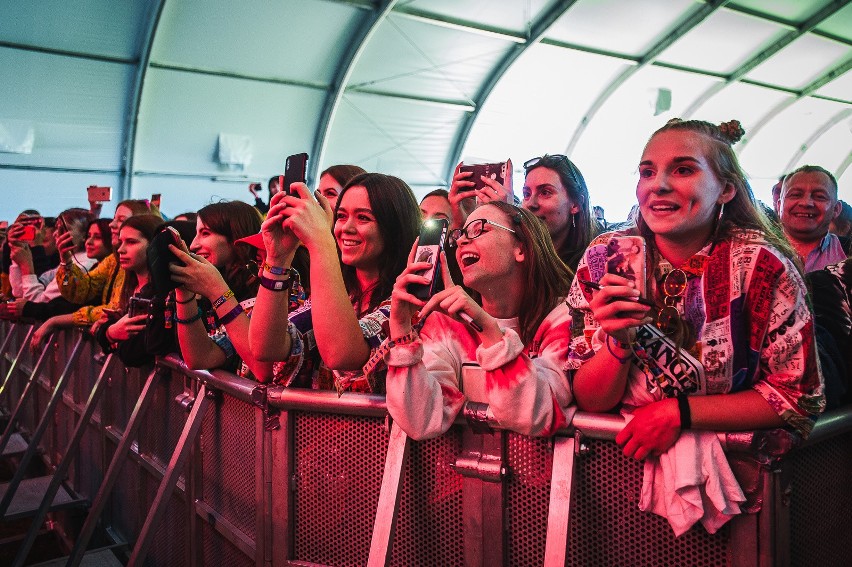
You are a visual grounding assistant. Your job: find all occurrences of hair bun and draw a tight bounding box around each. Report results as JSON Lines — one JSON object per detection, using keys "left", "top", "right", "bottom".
{"left": 718, "top": 120, "right": 745, "bottom": 144}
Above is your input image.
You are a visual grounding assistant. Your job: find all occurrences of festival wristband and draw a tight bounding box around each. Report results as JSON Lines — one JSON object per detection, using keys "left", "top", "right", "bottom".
{"left": 259, "top": 273, "right": 294, "bottom": 291}
{"left": 218, "top": 304, "right": 245, "bottom": 325}
{"left": 175, "top": 293, "right": 198, "bottom": 305}
{"left": 262, "top": 262, "right": 291, "bottom": 276}
{"left": 212, "top": 289, "right": 235, "bottom": 309}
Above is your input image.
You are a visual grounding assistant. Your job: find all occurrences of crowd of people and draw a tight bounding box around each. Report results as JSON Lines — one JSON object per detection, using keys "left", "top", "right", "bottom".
{"left": 0, "top": 117, "right": 847, "bottom": 534}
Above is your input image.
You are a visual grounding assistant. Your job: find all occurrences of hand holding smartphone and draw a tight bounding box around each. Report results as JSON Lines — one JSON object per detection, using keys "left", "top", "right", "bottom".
{"left": 407, "top": 219, "right": 449, "bottom": 301}
{"left": 148, "top": 226, "right": 185, "bottom": 295}
{"left": 87, "top": 185, "right": 112, "bottom": 203}
{"left": 457, "top": 161, "right": 508, "bottom": 193}
{"left": 582, "top": 235, "right": 648, "bottom": 303}
{"left": 281, "top": 152, "right": 308, "bottom": 197}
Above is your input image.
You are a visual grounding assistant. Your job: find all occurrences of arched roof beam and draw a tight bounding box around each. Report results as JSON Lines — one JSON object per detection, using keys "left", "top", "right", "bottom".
{"left": 782, "top": 108, "right": 852, "bottom": 174}
{"left": 737, "top": 54, "right": 852, "bottom": 152}
{"left": 837, "top": 150, "right": 852, "bottom": 180}
{"left": 564, "top": 0, "right": 728, "bottom": 156}
{"left": 682, "top": 0, "right": 850, "bottom": 118}
{"left": 0, "top": 40, "right": 136, "bottom": 65}
{"left": 309, "top": 0, "right": 398, "bottom": 185}
{"left": 722, "top": 2, "right": 852, "bottom": 48}
{"left": 120, "top": 0, "right": 167, "bottom": 202}
{"left": 443, "top": 0, "right": 582, "bottom": 183}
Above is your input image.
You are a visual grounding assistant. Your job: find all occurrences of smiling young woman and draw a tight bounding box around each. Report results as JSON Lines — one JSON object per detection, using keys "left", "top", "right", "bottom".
{"left": 249, "top": 172, "right": 421, "bottom": 393}
{"left": 567, "top": 118, "right": 822, "bottom": 460}
{"left": 384, "top": 201, "right": 575, "bottom": 440}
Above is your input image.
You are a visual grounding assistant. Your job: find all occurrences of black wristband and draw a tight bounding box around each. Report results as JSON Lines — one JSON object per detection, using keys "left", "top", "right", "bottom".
{"left": 677, "top": 395, "right": 691, "bottom": 430}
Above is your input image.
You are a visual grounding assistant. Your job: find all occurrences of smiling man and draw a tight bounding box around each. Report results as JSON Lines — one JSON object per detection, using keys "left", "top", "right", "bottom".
{"left": 779, "top": 165, "right": 847, "bottom": 272}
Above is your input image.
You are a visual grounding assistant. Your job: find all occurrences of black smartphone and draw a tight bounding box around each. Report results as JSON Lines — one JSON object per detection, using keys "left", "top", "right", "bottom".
{"left": 407, "top": 218, "right": 449, "bottom": 301}
{"left": 129, "top": 296, "right": 153, "bottom": 318}
{"left": 147, "top": 226, "right": 184, "bottom": 295}
{"left": 282, "top": 152, "right": 309, "bottom": 196}
{"left": 458, "top": 161, "right": 507, "bottom": 192}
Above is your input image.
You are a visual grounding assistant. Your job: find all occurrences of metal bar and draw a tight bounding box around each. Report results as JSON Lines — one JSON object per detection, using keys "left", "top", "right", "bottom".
{"left": 367, "top": 421, "right": 410, "bottom": 567}
{"left": 682, "top": 0, "right": 851, "bottom": 118}
{"left": 0, "top": 335, "right": 84, "bottom": 516}
{"left": 309, "top": 0, "right": 399, "bottom": 186}
{"left": 158, "top": 356, "right": 258, "bottom": 403}
{"left": 148, "top": 61, "right": 328, "bottom": 91}
{"left": 0, "top": 326, "right": 35, "bottom": 402}
{"left": 194, "top": 499, "right": 256, "bottom": 559}
{"left": 543, "top": 435, "right": 577, "bottom": 565}
{"left": 391, "top": 5, "right": 526, "bottom": 43}
{"left": 120, "top": 0, "right": 166, "bottom": 202}
{"left": 259, "top": 404, "right": 270, "bottom": 567}
{"left": 445, "top": 0, "right": 581, "bottom": 182}
{"left": 0, "top": 164, "right": 122, "bottom": 175}
{"left": 271, "top": 410, "right": 295, "bottom": 567}
{"left": 0, "top": 40, "right": 137, "bottom": 65}
{"left": 11, "top": 354, "right": 116, "bottom": 567}
{"left": 783, "top": 108, "right": 852, "bottom": 173}
{"left": 565, "top": 0, "right": 727, "bottom": 155}
{"left": 0, "top": 322, "right": 20, "bottom": 366}
{"left": 127, "top": 384, "right": 213, "bottom": 566}
{"left": 345, "top": 86, "right": 475, "bottom": 111}
{"left": 67, "top": 366, "right": 166, "bottom": 567}
{"left": 267, "top": 387, "right": 388, "bottom": 416}
{"left": 0, "top": 332, "right": 53, "bottom": 456}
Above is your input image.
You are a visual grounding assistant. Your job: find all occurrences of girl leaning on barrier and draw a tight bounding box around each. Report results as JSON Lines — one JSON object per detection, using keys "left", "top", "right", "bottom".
{"left": 566, "top": 119, "right": 825, "bottom": 461}
{"left": 384, "top": 201, "right": 575, "bottom": 440}
{"left": 94, "top": 214, "right": 168, "bottom": 367}
{"left": 168, "top": 201, "right": 283, "bottom": 382}
{"left": 249, "top": 173, "right": 420, "bottom": 393}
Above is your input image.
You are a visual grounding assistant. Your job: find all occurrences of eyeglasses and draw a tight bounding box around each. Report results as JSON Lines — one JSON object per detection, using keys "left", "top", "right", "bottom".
{"left": 523, "top": 154, "right": 584, "bottom": 191}
{"left": 447, "top": 218, "right": 516, "bottom": 247}
{"left": 656, "top": 268, "right": 687, "bottom": 335}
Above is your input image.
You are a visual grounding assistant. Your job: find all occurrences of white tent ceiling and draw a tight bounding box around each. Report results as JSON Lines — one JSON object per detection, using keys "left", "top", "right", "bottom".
{"left": 1, "top": 0, "right": 850, "bottom": 222}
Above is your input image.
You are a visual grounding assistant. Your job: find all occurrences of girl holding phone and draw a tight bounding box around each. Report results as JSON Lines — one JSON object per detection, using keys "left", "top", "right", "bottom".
{"left": 95, "top": 214, "right": 166, "bottom": 366}
{"left": 567, "top": 119, "right": 823, "bottom": 461}
{"left": 384, "top": 202, "right": 575, "bottom": 439}
{"left": 249, "top": 173, "right": 420, "bottom": 392}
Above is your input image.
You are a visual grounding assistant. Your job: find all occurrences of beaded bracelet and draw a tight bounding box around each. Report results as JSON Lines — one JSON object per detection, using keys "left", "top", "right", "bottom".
{"left": 174, "top": 306, "right": 204, "bottom": 325}
{"left": 212, "top": 289, "right": 235, "bottom": 309}
{"left": 218, "top": 303, "right": 245, "bottom": 325}
{"left": 605, "top": 335, "right": 632, "bottom": 364}
{"left": 262, "top": 262, "right": 291, "bottom": 276}
{"left": 677, "top": 395, "right": 692, "bottom": 430}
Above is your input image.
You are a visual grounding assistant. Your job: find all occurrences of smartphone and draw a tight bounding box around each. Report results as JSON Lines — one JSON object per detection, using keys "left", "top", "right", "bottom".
{"left": 19, "top": 225, "right": 38, "bottom": 243}
{"left": 282, "top": 152, "right": 309, "bottom": 196}
{"left": 129, "top": 296, "right": 153, "bottom": 318}
{"left": 605, "top": 235, "right": 647, "bottom": 298}
{"left": 249, "top": 182, "right": 263, "bottom": 193}
{"left": 147, "top": 226, "right": 184, "bottom": 295}
{"left": 407, "top": 218, "right": 449, "bottom": 301}
{"left": 458, "top": 161, "right": 507, "bottom": 192}
{"left": 151, "top": 193, "right": 162, "bottom": 209}
{"left": 87, "top": 185, "right": 112, "bottom": 202}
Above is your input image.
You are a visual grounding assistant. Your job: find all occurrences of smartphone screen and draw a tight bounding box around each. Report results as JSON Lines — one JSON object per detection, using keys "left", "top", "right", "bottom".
{"left": 151, "top": 193, "right": 162, "bottom": 209}
{"left": 20, "top": 225, "right": 38, "bottom": 243}
{"left": 407, "top": 218, "right": 449, "bottom": 301}
{"left": 87, "top": 185, "right": 112, "bottom": 203}
{"left": 283, "top": 153, "right": 309, "bottom": 196}
{"left": 605, "top": 236, "right": 646, "bottom": 298}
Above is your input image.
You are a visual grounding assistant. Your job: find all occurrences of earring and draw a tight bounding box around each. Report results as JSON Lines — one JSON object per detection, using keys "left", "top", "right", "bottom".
{"left": 716, "top": 202, "right": 725, "bottom": 224}
{"left": 572, "top": 213, "right": 576, "bottom": 228}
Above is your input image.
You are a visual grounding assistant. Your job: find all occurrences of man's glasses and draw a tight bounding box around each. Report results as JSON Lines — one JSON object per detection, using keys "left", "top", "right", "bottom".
{"left": 447, "top": 218, "right": 516, "bottom": 247}
{"left": 656, "top": 268, "right": 687, "bottom": 335}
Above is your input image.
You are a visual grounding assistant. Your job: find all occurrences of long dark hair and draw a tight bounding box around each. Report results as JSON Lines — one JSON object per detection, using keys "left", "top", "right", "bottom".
{"left": 196, "top": 201, "right": 263, "bottom": 301}
{"left": 524, "top": 155, "right": 600, "bottom": 269}
{"left": 118, "top": 214, "right": 164, "bottom": 311}
{"left": 481, "top": 202, "right": 573, "bottom": 344}
{"left": 321, "top": 164, "right": 367, "bottom": 186}
{"left": 637, "top": 119, "right": 797, "bottom": 265}
{"left": 336, "top": 173, "right": 421, "bottom": 314}
{"left": 86, "top": 218, "right": 113, "bottom": 258}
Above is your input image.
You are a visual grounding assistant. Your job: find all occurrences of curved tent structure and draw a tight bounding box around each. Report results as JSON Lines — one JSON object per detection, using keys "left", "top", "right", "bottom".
{"left": 1, "top": 0, "right": 850, "bottom": 222}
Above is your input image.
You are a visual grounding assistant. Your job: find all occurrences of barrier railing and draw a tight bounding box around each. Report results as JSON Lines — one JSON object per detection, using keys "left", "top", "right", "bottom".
{"left": 1, "top": 321, "right": 850, "bottom": 566}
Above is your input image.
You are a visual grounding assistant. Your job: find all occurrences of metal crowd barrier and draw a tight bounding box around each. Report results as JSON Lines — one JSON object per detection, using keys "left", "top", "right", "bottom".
{"left": 0, "top": 321, "right": 850, "bottom": 566}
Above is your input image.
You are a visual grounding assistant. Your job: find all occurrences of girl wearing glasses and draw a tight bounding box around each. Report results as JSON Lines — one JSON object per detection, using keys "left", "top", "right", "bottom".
{"left": 249, "top": 173, "right": 421, "bottom": 392}
{"left": 567, "top": 119, "right": 823, "bottom": 462}
{"left": 521, "top": 154, "right": 600, "bottom": 271}
{"left": 384, "top": 202, "right": 574, "bottom": 440}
